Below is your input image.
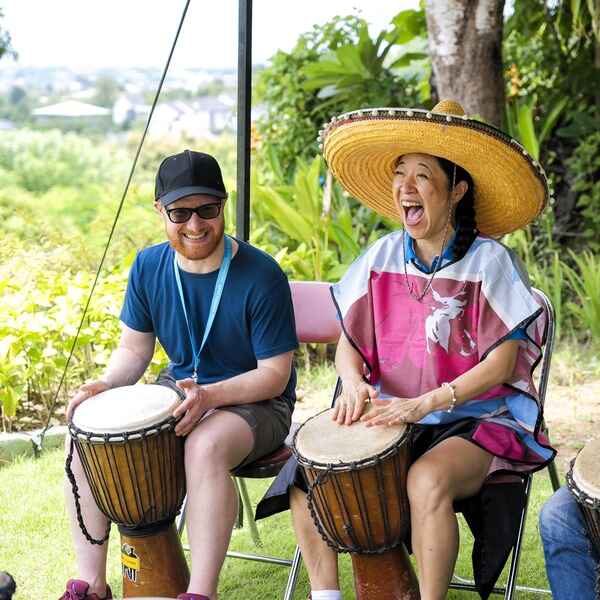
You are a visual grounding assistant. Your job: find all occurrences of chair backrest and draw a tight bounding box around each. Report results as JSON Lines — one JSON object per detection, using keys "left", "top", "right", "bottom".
{"left": 289, "top": 281, "right": 341, "bottom": 344}
{"left": 531, "top": 287, "right": 556, "bottom": 410}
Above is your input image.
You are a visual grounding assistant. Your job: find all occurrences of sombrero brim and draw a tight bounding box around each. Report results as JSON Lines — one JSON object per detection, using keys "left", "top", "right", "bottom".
{"left": 321, "top": 108, "right": 550, "bottom": 237}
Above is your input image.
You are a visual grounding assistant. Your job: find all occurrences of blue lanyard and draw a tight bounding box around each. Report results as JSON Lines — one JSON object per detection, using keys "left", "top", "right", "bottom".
{"left": 173, "top": 235, "right": 232, "bottom": 382}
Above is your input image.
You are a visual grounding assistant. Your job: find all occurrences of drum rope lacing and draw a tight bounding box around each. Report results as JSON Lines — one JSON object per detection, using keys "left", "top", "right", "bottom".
{"left": 65, "top": 438, "right": 111, "bottom": 545}
{"left": 293, "top": 408, "right": 412, "bottom": 555}
{"left": 66, "top": 416, "right": 180, "bottom": 544}
{"left": 304, "top": 460, "right": 407, "bottom": 555}
{"left": 34, "top": 0, "right": 191, "bottom": 454}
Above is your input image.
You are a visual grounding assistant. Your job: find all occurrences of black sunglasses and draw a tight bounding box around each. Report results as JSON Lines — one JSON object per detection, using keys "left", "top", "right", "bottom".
{"left": 165, "top": 202, "right": 222, "bottom": 224}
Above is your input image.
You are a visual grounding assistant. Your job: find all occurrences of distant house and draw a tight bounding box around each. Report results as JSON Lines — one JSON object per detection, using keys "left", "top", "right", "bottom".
{"left": 112, "top": 95, "right": 146, "bottom": 128}
{"left": 113, "top": 95, "right": 235, "bottom": 138}
{"left": 32, "top": 100, "right": 111, "bottom": 127}
{"left": 113, "top": 94, "right": 234, "bottom": 138}
{"left": 0, "top": 118, "right": 15, "bottom": 130}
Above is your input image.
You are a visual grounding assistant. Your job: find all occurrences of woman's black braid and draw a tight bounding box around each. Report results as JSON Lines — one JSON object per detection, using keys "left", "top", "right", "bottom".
{"left": 437, "top": 157, "right": 478, "bottom": 261}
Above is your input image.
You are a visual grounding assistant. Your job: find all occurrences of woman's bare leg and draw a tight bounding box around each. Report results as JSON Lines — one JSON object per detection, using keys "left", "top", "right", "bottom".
{"left": 407, "top": 436, "right": 493, "bottom": 600}
{"left": 290, "top": 486, "right": 340, "bottom": 592}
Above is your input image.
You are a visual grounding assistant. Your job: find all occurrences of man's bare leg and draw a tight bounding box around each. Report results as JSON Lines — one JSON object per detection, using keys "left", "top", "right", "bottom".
{"left": 183, "top": 410, "right": 254, "bottom": 599}
{"left": 63, "top": 436, "right": 110, "bottom": 597}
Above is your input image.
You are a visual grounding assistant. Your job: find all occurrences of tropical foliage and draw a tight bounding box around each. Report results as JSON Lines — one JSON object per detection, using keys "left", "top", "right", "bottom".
{"left": 254, "top": 9, "right": 429, "bottom": 178}
{"left": 1, "top": 2, "right": 599, "bottom": 427}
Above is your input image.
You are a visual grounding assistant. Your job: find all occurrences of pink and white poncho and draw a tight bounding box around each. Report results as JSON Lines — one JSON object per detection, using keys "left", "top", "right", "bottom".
{"left": 331, "top": 231, "right": 555, "bottom": 474}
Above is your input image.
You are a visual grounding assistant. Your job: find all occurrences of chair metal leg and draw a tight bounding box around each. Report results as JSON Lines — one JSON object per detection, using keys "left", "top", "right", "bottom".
{"left": 547, "top": 459, "right": 561, "bottom": 492}
{"left": 450, "top": 474, "right": 552, "bottom": 597}
{"left": 176, "top": 495, "right": 187, "bottom": 537}
{"left": 176, "top": 482, "right": 300, "bottom": 598}
{"left": 504, "top": 475, "right": 532, "bottom": 599}
{"left": 236, "top": 477, "right": 262, "bottom": 547}
{"left": 450, "top": 576, "right": 552, "bottom": 596}
{"left": 283, "top": 545, "right": 302, "bottom": 600}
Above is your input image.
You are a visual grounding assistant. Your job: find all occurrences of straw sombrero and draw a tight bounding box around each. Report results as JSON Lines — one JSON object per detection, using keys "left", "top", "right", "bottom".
{"left": 319, "top": 99, "right": 550, "bottom": 237}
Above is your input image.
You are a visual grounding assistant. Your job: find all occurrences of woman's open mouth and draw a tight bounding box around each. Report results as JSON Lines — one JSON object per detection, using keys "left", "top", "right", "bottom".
{"left": 402, "top": 201, "right": 425, "bottom": 226}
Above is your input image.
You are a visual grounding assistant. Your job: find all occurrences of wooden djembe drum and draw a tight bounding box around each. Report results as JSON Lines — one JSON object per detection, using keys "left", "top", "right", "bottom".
{"left": 566, "top": 437, "right": 600, "bottom": 594}
{"left": 294, "top": 407, "right": 419, "bottom": 600}
{"left": 68, "top": 384, "right": 189, "bottom": 598}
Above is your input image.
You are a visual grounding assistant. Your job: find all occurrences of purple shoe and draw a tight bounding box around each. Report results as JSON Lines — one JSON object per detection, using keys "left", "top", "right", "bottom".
{"left": 176, "top": 594, "right": 210, "bottom": 600}
{"left": 59, "top": 579, "right": 112, "bottom": 600}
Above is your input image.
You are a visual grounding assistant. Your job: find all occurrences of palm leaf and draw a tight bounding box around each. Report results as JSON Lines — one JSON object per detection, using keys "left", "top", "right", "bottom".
{"left": 539, "top": 97, "right": 568, "bottom": 145}
{"left": 516, "top": 99, "right": 540, "bottom": 160}
{"left": 253, "top": 186, "right": 314, "bottom": 245}
{"left": 291, "top": 157, "right": 322, "bottom": 226}
{"left": 337, "top": 44, "right": 369, "bottom": 77}
{"left": 330, "top": 221, "right": 360, "bottom": 261}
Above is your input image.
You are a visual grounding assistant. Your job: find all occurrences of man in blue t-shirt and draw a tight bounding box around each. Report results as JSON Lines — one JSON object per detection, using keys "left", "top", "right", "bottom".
{"left": 62, "top": 150, "right": 298, "bottom": 600}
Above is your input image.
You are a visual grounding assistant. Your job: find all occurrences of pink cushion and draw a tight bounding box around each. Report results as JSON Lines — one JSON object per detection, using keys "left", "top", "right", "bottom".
{"left": 290, "top": 281, "right": 341, "bottom": 344}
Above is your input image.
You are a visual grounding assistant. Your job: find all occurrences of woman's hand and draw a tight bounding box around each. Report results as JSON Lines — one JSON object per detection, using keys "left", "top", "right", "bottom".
{"left": 360, "top": 394, "right": 432, "bottom": 427}
{"left": 332, "top": 380, "right": 379, "bottom": 425}
{"left": 173, "top": 379, "right": 215, "bottom": 436}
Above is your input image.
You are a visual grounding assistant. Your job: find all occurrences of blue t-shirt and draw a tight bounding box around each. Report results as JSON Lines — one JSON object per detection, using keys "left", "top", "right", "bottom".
{"left": 120, "top": 238, "right": 299, "bottom": 407}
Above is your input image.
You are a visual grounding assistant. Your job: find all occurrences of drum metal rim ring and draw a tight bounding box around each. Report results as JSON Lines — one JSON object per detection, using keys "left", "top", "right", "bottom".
{"left": 567, "top": 458, "right": 600, "bottom": 510}
{"left": 68, "top": 416, "right": 178, "bottom": 444}
{"left": 565, "top": 448, "right": 600, "bottom": 510}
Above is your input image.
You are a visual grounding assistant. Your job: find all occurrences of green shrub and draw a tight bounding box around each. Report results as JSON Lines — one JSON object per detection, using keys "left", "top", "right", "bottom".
{"left": 0, "top": 129, "right": 128, "bottom": 193}
{"left": 564, "top": 250, "right": 600, "bottom": 342}
{"left": 255, "top": 9, "right": 428, "bottom": 179}
{"left": 0, "top": 236, "right": 168, "bottom": 429}
{"left": 565, "top": 131, "right": 600, "bottom": 252}
{"left": 251, "top": 155, "right": 394, "bottom": 282}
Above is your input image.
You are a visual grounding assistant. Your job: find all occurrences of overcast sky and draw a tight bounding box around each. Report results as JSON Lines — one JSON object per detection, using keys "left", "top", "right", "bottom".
{"left": 2, "top": 1, "right": 419, "bottom": 70}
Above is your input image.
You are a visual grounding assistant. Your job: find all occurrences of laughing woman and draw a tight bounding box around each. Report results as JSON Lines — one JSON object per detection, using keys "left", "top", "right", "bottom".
{"left": 256, "top": 100, "right": 556, "bottom": 600}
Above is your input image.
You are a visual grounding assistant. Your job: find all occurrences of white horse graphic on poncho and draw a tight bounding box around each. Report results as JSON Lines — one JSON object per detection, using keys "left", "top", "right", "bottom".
{"left": 425, "top": 289, "right": 467, "bottom": 353}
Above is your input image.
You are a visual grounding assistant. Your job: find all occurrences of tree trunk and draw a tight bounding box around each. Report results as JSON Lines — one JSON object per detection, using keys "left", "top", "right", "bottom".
{"left": 425, "top": 0, "right": 506, "bottom": 127}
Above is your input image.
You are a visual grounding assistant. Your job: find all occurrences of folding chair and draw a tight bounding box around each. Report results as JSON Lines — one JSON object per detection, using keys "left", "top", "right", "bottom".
{"left": 175, "top": 280, "right": 341, "bottom": 600}
{"left": 449, "top": 287, "right": 561, "bottom": 598}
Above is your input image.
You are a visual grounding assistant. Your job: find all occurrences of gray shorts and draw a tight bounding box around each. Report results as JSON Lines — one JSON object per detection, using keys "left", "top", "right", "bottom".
{"left": 155, "top": 370, "right": 293, "bottom": 468}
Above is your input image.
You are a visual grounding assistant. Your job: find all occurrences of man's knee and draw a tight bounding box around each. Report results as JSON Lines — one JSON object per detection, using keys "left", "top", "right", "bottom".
{"left": 184, "top": 413, "right": 253, "bottom": 469}
{"left": 185, "top": 427, "right": 225, "bottom": 466}
{"left": 539, "top": 486, "right": 583, "bottom": 545}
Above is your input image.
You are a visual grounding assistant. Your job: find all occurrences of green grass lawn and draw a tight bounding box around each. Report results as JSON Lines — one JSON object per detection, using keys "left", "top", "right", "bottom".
{"left": 0, "top": 447, "right": 556, "bottom": 599}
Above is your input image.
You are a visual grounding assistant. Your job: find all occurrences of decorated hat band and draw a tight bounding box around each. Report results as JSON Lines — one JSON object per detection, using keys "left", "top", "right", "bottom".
{"left": 319, "top": 100, "right": 551, "bottom": 238}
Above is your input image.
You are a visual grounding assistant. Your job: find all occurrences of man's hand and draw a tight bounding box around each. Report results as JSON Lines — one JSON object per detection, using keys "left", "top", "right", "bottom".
{"left": 173, "top": 379, "right": 215, "bottom": 436}
{"left": 66, "top": 380, "right": 111, "bottom": 421}
{"left": 332, "top": 380, "right": 379, "bottom": 425}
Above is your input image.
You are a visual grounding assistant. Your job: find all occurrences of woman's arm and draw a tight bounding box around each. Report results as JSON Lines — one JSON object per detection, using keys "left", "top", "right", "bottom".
{"left": 362, "top": 339, "right": 520, "bottom": 426}
{"left": 332, "top": 332, "right": 379, "bottom": 424}
{"left": 427, "top": 339, "right": 520, "bottom": 412}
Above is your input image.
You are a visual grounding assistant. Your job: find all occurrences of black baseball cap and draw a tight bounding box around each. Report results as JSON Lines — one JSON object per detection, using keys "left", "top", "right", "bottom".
{"left": 155, "top": 150, "right": 228, "bottom": 207}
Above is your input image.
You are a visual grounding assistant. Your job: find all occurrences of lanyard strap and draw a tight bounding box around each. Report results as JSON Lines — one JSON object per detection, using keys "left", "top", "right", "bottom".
{"left": 173, "top": 235, "right": 232, "bottom": 382}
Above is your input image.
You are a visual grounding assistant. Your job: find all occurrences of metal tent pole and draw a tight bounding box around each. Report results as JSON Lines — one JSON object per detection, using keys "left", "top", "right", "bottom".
{"left": 236, "top": 0, "right": 252, "bottom": 242}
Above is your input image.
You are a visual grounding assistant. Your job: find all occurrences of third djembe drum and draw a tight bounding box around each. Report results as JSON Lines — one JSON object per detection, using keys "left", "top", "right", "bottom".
{"left": 566, "top": 437, "right": 600, "bottom": 589}
{"left": 294, "top": 407, "right": 419, "bottom": 600}
{"left": 68, "top": 384, "right": 189, "bottom": 598}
